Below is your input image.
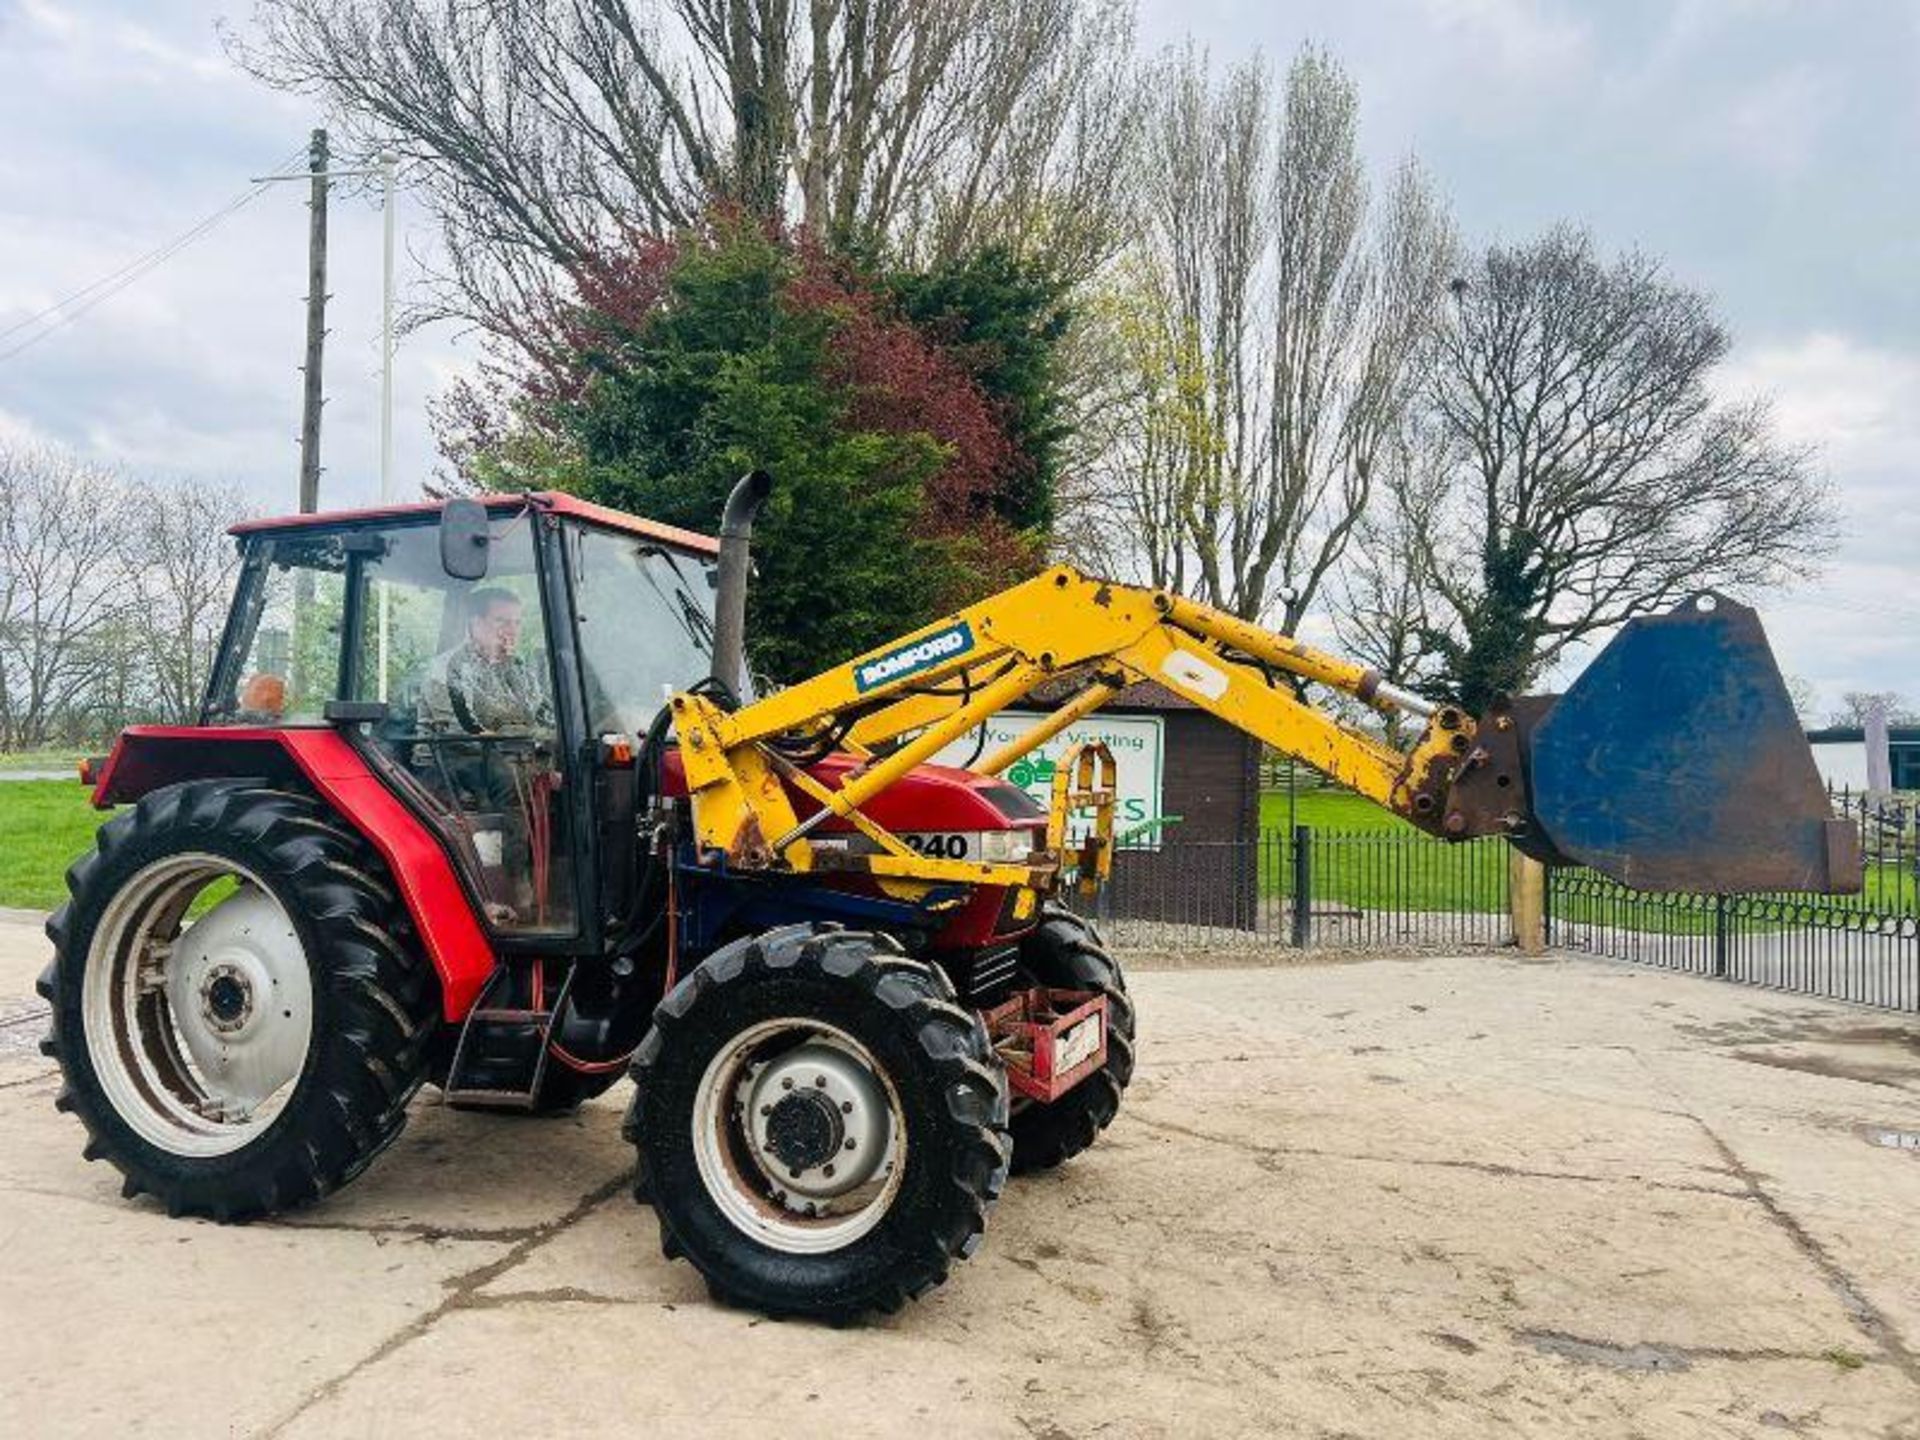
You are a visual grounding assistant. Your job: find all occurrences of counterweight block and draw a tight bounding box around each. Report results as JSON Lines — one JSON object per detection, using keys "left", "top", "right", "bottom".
{"left": 1519, "top": 593, "right": 1861, "bottom": 895}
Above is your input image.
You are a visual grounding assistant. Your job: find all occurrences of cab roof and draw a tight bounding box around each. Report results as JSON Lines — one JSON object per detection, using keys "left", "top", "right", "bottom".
{"left": 228, "top": 490, "right": 721, "bottom": 558}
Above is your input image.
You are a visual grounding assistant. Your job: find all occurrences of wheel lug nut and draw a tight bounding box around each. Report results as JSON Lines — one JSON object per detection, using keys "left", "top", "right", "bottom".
{"left": 759, "top": 1104, "right": 772, "bottom": 1116}
{"left": 843, "top": 1138, "right": 856, "bottom": 1151}
{"left": 781, "top": 1077, "right": 793, "bottom": 1090}
{"left": 814, "top": 1075, "right": 827, "bottom": 1087}
{"left": 823, "top": 1164, "right": 835, "bottom": 1178}
{"left": 841, "top": 1101, "right": 853, "bottom": 1113}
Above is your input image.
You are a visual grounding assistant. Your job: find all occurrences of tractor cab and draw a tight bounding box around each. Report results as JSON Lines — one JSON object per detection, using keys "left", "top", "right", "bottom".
{"left": 200, "top": 492, "right": 724, "bottom": 944}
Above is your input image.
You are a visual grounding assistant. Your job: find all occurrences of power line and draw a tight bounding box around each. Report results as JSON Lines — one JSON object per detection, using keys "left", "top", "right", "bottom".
{"left": 0, "top": 144, "right": 309, "bottom": 364}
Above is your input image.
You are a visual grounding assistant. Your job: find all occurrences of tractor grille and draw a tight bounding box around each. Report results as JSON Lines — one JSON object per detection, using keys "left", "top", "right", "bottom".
{"left": 965, "top": 944, "right": 1020, "bottom": 1002}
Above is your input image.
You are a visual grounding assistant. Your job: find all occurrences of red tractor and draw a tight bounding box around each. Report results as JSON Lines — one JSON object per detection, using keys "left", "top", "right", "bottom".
{"left": 39, "top": 478, "right": 1851, "bottom": 1320}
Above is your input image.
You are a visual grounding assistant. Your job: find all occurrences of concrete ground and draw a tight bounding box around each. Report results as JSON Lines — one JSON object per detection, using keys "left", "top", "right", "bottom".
{"left": 3, "top": 908, "right": 1919, "bottom": 1439}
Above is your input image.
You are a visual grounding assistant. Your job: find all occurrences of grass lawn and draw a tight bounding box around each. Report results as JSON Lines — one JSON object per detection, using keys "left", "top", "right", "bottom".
{"left": 1259, "top": 785, "right": 1416, "bottom": 834}
{"left": 1249, "top": 785, "right": 1505, "bottom": 913}
{"left": 0, "top": 781, "right": 108, "bottom": 911}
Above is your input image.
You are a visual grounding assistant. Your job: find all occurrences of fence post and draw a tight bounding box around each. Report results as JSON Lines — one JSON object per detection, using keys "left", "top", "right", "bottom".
{"left": 1290, "top": 824, "right": 1311, "bottom": 948}
{"left": 1713, "top": 893, "right": 1728, "bottom": 978}
{"left": 1509, "top": 849, "right": 1547, "bottom": 954}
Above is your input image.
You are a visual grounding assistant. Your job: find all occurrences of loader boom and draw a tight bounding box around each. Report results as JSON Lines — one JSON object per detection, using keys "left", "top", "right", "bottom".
{"left": 672, "top": 566, "right": 1861, "bottom": 902}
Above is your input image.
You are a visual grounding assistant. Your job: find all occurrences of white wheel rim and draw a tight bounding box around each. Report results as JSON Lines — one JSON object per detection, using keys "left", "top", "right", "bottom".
{"left": 691, "top": 1017, "right": 908, "bottom": 1255}
{"left": 82, "top": 853, "right": 314, "bottom": 1158}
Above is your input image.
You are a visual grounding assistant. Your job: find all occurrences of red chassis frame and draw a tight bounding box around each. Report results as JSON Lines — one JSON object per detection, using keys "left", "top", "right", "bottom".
{"left": 90, "top": 733, "right": 1105, "bottom": 1059}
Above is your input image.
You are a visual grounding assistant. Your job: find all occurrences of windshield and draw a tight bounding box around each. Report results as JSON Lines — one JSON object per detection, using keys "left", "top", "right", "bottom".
{"left": 569, "top": 525, "right": 726, "bottom": 737}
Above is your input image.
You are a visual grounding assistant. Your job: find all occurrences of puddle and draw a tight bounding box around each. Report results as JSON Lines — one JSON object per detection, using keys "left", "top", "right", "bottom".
{"left": 1730, "top": 1048, "right": 1918, "bottom": 1091}
{"left": 1519, "top": 1329, "right": 1691, "bottom": 1373}
{"left": 1863, "top": 1127, "right": 1920, "bottom": 1152}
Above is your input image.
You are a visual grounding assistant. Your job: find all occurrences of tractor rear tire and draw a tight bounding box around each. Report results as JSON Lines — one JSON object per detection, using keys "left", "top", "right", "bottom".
{"left": 1008, "top": 906, "right": 1135, "bottom": 1174}
{"left": 626, "top": 924, "right": 1011, "bottom": 1321}
{"left": 39, "top": 780, "right": 439, "bottom": 1220}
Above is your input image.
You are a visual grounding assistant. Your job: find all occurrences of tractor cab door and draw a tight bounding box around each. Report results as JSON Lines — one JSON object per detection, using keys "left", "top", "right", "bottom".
{"left": 344, "top": 512, "right": 580, "bottom": 939}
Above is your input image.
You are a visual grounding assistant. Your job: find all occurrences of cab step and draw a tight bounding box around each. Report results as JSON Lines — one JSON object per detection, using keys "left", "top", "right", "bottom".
{"left": 444, "top": 963, "right": 570, "bottom": 1110}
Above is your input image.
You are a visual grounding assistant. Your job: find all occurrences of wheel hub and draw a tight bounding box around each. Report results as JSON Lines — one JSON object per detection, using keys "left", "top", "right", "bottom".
{"left": 201, "top": 965, "right": 254, "bottom": 1033}
{"left": 764, "top": 1089, "right": 843, "bottom": 1173}
{"left": 741, "top": 1041, "right": 891, "bottom": 1210}
{"left": 160, "top": 884, "right": 312, "bottom": 1117}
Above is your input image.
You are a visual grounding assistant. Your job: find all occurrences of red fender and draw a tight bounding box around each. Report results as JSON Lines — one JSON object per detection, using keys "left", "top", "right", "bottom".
{"left": 92, "top": 726, "right": 496, "bottom": 1019}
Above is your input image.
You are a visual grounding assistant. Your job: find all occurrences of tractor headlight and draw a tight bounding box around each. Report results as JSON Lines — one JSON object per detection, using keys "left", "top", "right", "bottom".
{"left": 976, "top": 830, "right": 1033, "bottom": 864}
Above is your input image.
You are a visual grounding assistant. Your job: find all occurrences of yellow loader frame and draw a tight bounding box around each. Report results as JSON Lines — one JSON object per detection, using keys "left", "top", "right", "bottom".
{"left": 671, "top": 567, "right": 1469, "bottom": 905}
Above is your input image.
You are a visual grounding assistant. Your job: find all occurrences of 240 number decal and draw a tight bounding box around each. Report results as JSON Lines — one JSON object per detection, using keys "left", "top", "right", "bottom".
{"left": 903, "top": 832, "right": 971, "bottom": 859}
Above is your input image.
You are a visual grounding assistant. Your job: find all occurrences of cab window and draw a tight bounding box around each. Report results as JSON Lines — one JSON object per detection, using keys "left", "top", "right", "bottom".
{"left": 569, "top": 526, "right": 722, "bottom": 738}
{"left": 209, "top": 535, "right": 349, "bottom": 725}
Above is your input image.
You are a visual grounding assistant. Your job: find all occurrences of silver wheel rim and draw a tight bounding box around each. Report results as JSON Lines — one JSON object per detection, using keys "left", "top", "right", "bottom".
{"left": 691, "top": 1017, "right": 907, "bottom": 1255}
{"left": 82, "top": 853, "right": 314, "bottom": 1158}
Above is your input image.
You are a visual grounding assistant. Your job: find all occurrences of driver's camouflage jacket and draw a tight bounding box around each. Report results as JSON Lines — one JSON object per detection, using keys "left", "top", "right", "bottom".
{"left": 418, "top": 645, "right": 554, "bottom": 734}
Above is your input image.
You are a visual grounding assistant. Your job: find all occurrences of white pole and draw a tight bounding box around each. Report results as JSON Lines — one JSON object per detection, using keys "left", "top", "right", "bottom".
{"left": 377, "top": 152, "right": 397, "bottom": 701}
{"left": 379, "top": 152, "right": 396, "bottom": 503}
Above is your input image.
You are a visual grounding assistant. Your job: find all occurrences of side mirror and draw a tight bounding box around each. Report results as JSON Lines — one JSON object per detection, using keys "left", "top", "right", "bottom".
{"left": 440, "top": 498, "right": 491, "bottom": 580}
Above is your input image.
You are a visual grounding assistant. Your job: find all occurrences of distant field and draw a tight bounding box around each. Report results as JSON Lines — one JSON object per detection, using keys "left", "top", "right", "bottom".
{"left": 0, "top": 780, "right": 105, "bottom": 911}
{"left": 0, "top": 749, "right": 82, "bottom": 773}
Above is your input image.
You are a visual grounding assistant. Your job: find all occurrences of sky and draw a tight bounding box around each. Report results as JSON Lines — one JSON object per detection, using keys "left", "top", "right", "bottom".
{"left": 0, "top": 0, "right": 1914, "bottom": 716}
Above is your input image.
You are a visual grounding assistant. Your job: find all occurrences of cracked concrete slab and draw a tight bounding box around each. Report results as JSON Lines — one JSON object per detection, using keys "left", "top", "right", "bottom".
{"left": 4, "top": 905, "right": 1919, "bottom": 1438}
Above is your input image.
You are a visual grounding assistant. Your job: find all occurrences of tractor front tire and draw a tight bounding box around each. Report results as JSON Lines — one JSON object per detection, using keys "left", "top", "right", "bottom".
{"left": 1008, "top": 906, "right": 1135, "bottom": 1174}
{"left": 39, "top": 780, "right": 439, "bottom": 1220}
{"left": 626, "top": 925, "right": 1011, "bottom": 1321}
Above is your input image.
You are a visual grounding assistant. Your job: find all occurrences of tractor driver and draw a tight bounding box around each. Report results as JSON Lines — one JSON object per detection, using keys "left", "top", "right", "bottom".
{"left": 419, "top": 587, "right": 553, "bottom": 737}
{"left": 419, "top": 587, "right": 557, "bottom": 925}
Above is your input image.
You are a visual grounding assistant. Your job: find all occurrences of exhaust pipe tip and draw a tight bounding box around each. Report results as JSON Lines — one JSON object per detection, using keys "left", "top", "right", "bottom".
{"left": 710, "top": 470, "right": 773, "bottom": 697}
{"left": 721, "top": 468, "right": 773, "bottom": 540}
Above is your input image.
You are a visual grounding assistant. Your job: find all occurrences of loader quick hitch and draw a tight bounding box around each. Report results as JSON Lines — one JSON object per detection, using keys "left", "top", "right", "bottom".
{"left": 1044, "top": 740, "right": 1118, "bottom": 900}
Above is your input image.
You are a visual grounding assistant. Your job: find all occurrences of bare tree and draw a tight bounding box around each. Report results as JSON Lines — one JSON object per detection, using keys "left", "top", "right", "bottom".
{"left": 1413, "top": 227, "right": 1834, "bottom": 712}
{"left": 131, "top": 482, "right": 251, "bottom": 725}
{"left": 1827, "top": 691, "right": 1920, "bottom": 728}
{"left": 0, "top": 446, "right": 142, "bottom": 749}
{"left": 231, "top": 0, "right": 1139, "bottom": 338}
{"left": 1781, "top": 673, "right": 1820, "bottom": 725}
{"left": 1329, "top": 428, "right": 1447, "bottom": 741}
{"left": 1082, "top": 46, "right": 1455, "bottom": 631}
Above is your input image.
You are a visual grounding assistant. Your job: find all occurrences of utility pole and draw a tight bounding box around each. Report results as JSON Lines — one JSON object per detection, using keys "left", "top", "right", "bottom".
{"left": 297, "top": 128, "right": 329, "bottom": 513}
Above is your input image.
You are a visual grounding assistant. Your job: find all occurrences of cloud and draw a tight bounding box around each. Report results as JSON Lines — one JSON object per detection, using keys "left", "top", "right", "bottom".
{"left": 1717, "top": 332, "right": 1920, "bottom": 473}
{"left": 0, "top": 1, "right": 471, "bottom": 513}
{"left": 1408, "top": 0, "right": 1591, "bottom": 80}
{"left": 1712, "top": 332, "right": 1920, "bottom": 711}
{"left": 1692, "top": 64, "right": 1839, "bottom": 178}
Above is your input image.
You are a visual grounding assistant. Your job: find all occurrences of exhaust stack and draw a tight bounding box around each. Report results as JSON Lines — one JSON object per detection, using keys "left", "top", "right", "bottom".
{"left": 710, "top": 470, "right": 772, "bottom": 698}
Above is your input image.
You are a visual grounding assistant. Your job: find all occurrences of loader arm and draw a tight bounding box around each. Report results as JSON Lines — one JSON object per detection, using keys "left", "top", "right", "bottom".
{"left": 678, "top": 568, "right": 1470, "bottom": 887}
{"left": 671, "top": 567, "right": 1860, "bottom": 898}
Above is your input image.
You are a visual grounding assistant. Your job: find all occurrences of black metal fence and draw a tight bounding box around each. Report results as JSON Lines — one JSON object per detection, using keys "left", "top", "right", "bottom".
{"left": 1078, "top": 792, "right": 1920, "bottom": 1014}
{"left": 1078, "top": 825, "right": 1513, "bottom": 954}
{"left": 1549, "top": 791, "right": 1920, "bottom": 1012}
